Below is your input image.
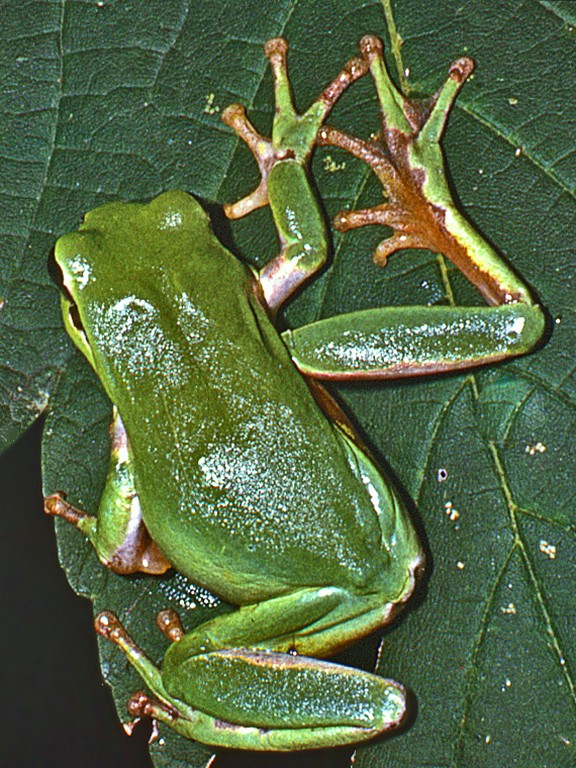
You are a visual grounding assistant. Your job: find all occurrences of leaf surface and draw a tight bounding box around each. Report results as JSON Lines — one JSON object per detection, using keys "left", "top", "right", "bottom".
{"left": 1, "top": 0, "right": 574, "bottom": 766}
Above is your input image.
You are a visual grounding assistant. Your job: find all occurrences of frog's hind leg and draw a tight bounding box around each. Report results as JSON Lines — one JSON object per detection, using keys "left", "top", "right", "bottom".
{"left": 95, "top": 587, "right": 409, "bottom": 751}
{"left": 97, "top": 618, "right": 405, "bottom": 751}
{"left": 288, "top": 34, "right": 545, "bottom": 378}
{"left": 282, "top": 301, "right": 545, "bottom": 380}
{"left": 45, "top": 408, "right": 170, "bottom": 575}
{"left": 318, "top": 36, "right": 537, "bottom": 303}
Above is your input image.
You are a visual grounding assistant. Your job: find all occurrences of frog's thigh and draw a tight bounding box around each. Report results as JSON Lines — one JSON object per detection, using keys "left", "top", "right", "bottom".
{"left": 168, "top": 647, "right": 405, "bottom": 750}
{"left": 161, "top": 586, "right": 405, "bottom": 749}
{"left": 283, "top": 303, "right": 545, "bottom": 378}
{"left": 82, "top": 410, "right": 170, "bottom": 574}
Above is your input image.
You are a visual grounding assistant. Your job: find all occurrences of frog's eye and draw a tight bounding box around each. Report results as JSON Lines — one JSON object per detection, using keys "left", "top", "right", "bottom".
{"left": 54, "top": 270, "right": 92, "bottom": 354}
{"left": 66, "top": 301, "right": 86, "bottom": 338}
{"left": 49, "top": 248, "right": 67, "bottom": 292}
{"left": 63, "top": 292, "right": 90, "bottom": 347}
{"left": 49, "top": 250, "right": 88, "bottom": 334}
{"left": 61, "top": 292, "right": 95, "bottom": 364}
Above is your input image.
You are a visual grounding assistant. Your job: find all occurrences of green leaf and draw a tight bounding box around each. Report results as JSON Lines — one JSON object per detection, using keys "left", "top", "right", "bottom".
{"left": 2, "top": 1, "right": 574, "bottom": 767}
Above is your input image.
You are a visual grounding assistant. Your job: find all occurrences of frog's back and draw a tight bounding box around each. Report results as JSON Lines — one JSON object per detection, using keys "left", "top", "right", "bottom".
{"left": 74, "top": 192, "right": 384, "bottom": 603}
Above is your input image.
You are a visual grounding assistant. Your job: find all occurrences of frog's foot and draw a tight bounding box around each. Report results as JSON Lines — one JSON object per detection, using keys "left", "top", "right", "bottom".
{"left": 223, "top": 37, "right": 367, "bottom": 220}
{"left": 96, "top": 611, "right": 208, "bottom": 743}
{"left": 126, "top": 691, "right": 178, "bottom": 736}
{"left": 95, "top": 611, "right": 175, "bottom": 706}
{"left": 221, "top": 103, "right": 271, "bottom": 219}
{"left": 320, "top": 35, "right": 540, "bottom": 306}
{"left": 318, "top": 35, "right": 479, "bottom": 270}
{"left": 319, "top": 122, "right": 437, "bottom": 267}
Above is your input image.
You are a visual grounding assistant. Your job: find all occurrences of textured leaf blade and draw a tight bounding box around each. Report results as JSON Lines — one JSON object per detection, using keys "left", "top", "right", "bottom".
{"left": 349, "top": 2, "right": 576, "bottom": 767}
{"left": 0, "top": 0, "right": 573, "bottom": 766}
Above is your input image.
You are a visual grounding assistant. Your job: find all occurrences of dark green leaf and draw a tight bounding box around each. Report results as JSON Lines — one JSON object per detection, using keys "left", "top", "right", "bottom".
{"left": 1, "top": 0, "right": 574, "bottom": 766}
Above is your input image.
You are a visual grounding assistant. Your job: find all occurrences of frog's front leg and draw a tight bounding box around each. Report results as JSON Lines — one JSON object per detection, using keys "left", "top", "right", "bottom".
{"left": 283, "top": 35, "right": 545, "bottom": 378}
{"left": 223, "top": 38, "right": 367, "bottom": 311}
{"left": 94, "top": 583, "right": 409, "bottom": 751}
{"left": 45, "top": 408, "right": 170, "bottom": 575}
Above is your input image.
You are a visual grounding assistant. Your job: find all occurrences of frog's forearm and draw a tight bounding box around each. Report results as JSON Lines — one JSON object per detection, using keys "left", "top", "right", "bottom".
{"left": 45, "top": 410, "right": 171, "bottom": 575}
{"left": 283, "top": 302, "right": 545, "bottom": 379}
{"left": 223, "top": 39, "right": 366, "bottom": 312}
{"left": 259, "top": 160, "right": 328, "bottom": 309}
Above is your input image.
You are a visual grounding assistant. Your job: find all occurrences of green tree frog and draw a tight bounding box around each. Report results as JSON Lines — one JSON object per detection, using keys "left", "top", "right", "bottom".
{"left": 45, "top": 37, "right": 545, "bottom": 751}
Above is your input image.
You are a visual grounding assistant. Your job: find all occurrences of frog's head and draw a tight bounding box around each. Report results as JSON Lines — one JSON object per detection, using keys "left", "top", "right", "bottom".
{"left": 54, "top": 191, "right": 213, "bottom": 372}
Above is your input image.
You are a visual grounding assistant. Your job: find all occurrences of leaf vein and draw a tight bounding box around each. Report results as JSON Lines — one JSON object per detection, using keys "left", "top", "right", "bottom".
{"left": 453, "top": 542, "right": 516, "bottom": 766}
{"left": 457, "top": 101, "right": 575, "bottom": 199}
{"left": 489, "top": 442, "right": 576, "bottom": 705}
